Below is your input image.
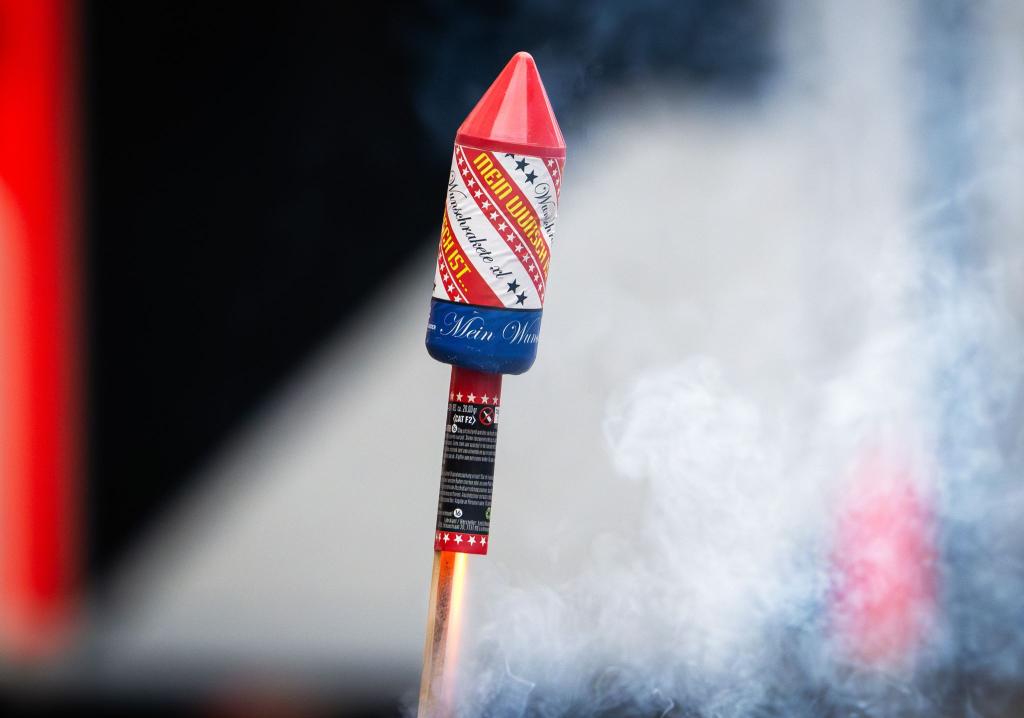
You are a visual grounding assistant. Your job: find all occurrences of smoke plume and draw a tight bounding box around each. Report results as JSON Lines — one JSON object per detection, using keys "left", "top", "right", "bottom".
{"left": 434, "top": 1, "right": 1024, "bottom": 715}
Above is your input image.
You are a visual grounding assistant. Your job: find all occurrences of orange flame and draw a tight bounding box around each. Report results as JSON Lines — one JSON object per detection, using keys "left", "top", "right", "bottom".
{"left": 419, "top": 551, "right": 469, "bottom": 717}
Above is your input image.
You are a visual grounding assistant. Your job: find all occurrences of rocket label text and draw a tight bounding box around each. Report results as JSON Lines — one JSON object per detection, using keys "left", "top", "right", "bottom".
{"left": 431, "top": 144, "right": 564, "bottom": 311}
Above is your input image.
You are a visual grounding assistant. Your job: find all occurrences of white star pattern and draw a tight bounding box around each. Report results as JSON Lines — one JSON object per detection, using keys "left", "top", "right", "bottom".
{"left": 455, "top": 392, "right": 463, "bottom": 401}
{"left": 466, "top": 393, "right": 476, "bottom": 403}
{"left": 481, "top": 394, "right": 489, "bottom": 404}
{"left": 438, "top": 148, "right": 559, "bottom": 313}
{"left": 449, "top": 392, "right": 454, "bottom": 401}
{"left": 433, "top": 532, "right": 491, "bottom": 552}
{"left": 438, "top": 262, "right": 467, "bottom": 302}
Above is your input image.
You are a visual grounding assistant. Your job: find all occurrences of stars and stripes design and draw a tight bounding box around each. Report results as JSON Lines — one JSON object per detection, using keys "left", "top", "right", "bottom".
{"left": 546, "top": 156, "right": 566, "bottom": 200}
{"left": 432, "top": 144, "right": 562, "bottom": 311}
{"left": 437, "top": 232, "right": 468, "bottom": 303}
{"left": 449, "top": 390, "right": 500, "bottom": 405}
{"left": 456, "top": 147, "right": 551, "bottom": 304}
{"left": 434, "top": 531, "right": 489, "bottom": 555}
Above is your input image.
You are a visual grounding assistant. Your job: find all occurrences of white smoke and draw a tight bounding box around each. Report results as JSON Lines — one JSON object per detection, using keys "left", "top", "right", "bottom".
{"left": 442, "top": 1, "right": 1024, "bottom": 715}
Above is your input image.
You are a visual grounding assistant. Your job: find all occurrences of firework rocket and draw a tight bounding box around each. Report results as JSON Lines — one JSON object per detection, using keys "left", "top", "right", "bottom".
{"left": 418, "top": 52, "right": 565, "bottom": 716}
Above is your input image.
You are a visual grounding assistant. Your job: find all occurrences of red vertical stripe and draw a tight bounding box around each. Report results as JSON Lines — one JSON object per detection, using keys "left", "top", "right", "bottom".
{"left": 0, "top": 0, "right": 79, "bottom": 657}
{"left": 457, "top": 147, "right": 548, "bottom": 300}
{"left": 441, "top": 205, "right": 504, "bottom": 307}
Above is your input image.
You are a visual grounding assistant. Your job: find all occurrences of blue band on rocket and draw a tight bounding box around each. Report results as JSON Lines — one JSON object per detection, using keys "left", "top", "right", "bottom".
{"left": 425, "top": 299, "right": 543, "bottom": 375}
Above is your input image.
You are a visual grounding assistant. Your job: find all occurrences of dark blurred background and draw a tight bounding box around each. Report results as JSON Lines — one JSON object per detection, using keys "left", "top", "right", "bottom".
{"left": 5, "top": 0, "right": 1023, "bottom": 716}
{"left": 69, "top": 2, "right": 771, "bottom": 715}
{"left": 84, "top": 0, "right": 772, "bottom": 580}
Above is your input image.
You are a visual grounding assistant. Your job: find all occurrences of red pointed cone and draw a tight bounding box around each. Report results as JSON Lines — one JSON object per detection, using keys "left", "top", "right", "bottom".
{"left": 456, "top": 51, "right": 565, "bottom": 159}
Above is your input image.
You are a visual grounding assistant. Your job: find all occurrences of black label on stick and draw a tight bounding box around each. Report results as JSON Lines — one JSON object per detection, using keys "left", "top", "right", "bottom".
{"left": 435, "top": 400, "right": 499, "bottom": 553}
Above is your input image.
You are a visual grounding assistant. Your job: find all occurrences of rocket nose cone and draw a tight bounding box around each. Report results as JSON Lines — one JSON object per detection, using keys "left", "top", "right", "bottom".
{"left": 456, "top": 51, "right": 565, "bottom": 158}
